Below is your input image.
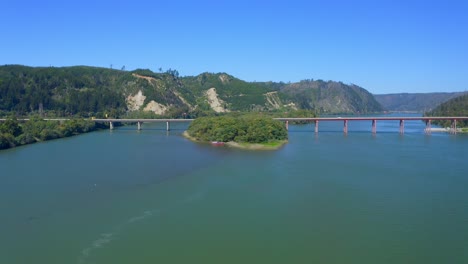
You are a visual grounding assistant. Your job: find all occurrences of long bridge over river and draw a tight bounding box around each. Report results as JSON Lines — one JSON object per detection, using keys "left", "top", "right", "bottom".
{"left": 91, "top": 117, "right": 468, "bottom": 134}
{"left": 2, "top": 117, "right": 468, "bottom": 134}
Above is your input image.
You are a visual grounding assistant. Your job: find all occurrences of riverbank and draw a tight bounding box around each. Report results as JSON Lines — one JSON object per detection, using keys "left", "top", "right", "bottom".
{"left": 429, "top": 127, "right": 468, "bottom": 133}
{"left": 0, "top": 117, "right": 102, "bottom": 150}
{"left": 183, "top": 131, "right": 287, "bottom": 150}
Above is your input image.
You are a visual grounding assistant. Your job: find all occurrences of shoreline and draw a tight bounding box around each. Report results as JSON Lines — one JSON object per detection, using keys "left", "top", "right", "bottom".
{"left": 182, "top": 131, "right": 287, "bottom": 150}
{"left": 429, "top": 127, "right": 467, "bottom": 133}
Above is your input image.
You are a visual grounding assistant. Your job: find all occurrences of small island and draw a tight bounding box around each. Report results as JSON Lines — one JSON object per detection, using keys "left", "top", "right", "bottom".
{"left": 184, "top": 114, "right": 288, "bottom": 150}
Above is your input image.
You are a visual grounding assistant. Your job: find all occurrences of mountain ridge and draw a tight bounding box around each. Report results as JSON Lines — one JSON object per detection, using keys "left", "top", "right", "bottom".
{"left": 374, "top": 92, "right": 467, "bottom": 112}
{"left": 0, "top": 65, "right": 383, "bottom": 117}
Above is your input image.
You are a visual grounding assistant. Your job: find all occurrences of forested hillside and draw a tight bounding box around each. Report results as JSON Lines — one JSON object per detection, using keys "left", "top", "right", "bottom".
{"left": 374, "top": 92, "right": 467, "bottom": 112}
{"left": 281, "top": 79, "right": 383, "bottom": 114}
{"left": 0, "top": 65, "right": 383, "bottom": 117}
{"left": 424, "top": 94, "right": 468, "bottom": 127}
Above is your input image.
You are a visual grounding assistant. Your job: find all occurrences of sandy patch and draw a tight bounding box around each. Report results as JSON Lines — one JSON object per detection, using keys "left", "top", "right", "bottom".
{"left": 225, "top": 141, "right": 287, "bottom": 150}
{"left": 205, "top": 87, "right": 228, "bottom": 113}
{"left": 132, "top": 73, "right": 157, "bottom": 85}
{"left": 126, "top": 90, "right": 146, "bottom": 111}
{"left": 219, "top": 74, "right": 231, "bottom": 84}
{"left": 264, "top": 91, "right": 281, "bottom": 109}
{"left": 143, "top": 100, "right": 168, "bottom": 115}
{"left": 283, "top": 102, "right": 298, "bottom": 109}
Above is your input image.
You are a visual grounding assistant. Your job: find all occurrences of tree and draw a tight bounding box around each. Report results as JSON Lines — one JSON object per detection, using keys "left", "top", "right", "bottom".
{"left": 0, "top": 116, "right": 22, "bottom": 137}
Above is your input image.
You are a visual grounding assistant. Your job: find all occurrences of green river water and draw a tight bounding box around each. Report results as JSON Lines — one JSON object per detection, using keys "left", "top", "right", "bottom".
{"left": 1, "top": 115, "right": 467, "bottom": 263}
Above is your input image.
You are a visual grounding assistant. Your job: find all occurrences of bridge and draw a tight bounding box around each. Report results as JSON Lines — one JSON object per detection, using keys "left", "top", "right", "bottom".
{"left": 274, "top": 117, "right": 468, "bottom": 134}
{"left": 1, "top": 117, "right": 467, "bottom": 134}
{"left": 91, "top": 118, "right": 194, "bottom": 131}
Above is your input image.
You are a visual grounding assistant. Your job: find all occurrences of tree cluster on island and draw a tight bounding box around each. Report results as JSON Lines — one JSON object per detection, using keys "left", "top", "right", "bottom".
{"left": 186, "top": 114, "right": 288, "bottom": 146}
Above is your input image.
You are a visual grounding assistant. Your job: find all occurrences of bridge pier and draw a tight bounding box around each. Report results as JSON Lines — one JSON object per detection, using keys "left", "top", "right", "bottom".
{"left": 372, "top": 119, "right": 377, "bottom": 134}
{"left": 425, "top": 120, "right": 432, "bottom": 134}
{"left": 137, "top": 122, "right": 141, "bottom": 130}
{"left": 166, "top": 121, "right": 170, "bottom": 131}
{"left": 343, "top": 120, "right": 348, "bottom": 134}
{"left": 315, "top": 120, "right": 319, "bottom": 133}
{"left": 451, "top": 119, "right": 457, "bottom": 134}
{"left": 109, "top": 121, "right": 114, "bottom": 130}
{"left": 399, "top": 120, "right": 404, "bottom": 134}
{"left": 285, "top": 121, "right": 289, "bottom": 131}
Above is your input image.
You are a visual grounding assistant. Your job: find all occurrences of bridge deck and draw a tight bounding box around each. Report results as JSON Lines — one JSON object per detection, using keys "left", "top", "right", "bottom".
{"left": 91, "top": 118, "right": 194, "bottom": 122}
{"left": 274, "top": 117, "right": 468, "bottom": 121}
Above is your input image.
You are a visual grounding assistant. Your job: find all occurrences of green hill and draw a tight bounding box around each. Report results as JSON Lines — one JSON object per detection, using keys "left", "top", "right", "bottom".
{"left": 374, "top": 92, "right": 467, "bottom": 112}
{"left": 0, "top": 65, "right": 383, "bottom": 117}
{"left": 425, "top": 94, "right": 468, "bottom": 127}
{"left": 281, "top": 79, "right": 383, "bottom": 114}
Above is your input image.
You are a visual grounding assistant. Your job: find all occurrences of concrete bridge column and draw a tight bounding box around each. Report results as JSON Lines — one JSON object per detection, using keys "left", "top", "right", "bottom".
{"left": 109, "top": 121, "right": 114, "bottom": 130}
{"left": 137, "top": 122, "right": 141, "bottom": 130}
{"left": 425, "top": 120, "right": 431, "bottom": 134}
{"left": 371, "top": 119, "right": 377, "bottom": 134}
{"left": 399, "top": 120, "right": 404, "bottom": 134}
{"left": 285, "top": 121, "right": 289, "bottom": 131}
{"left": 343, "top": 120, "right": 348, "bottom": 134}
{"left": 166, "top": 121, "right": 170, "bottom": 131}
{"left": 451, "top": 119, "right": 457, "bottom": 134}
{"left": 315, "top": 120, "right": 319, "bottom": 133}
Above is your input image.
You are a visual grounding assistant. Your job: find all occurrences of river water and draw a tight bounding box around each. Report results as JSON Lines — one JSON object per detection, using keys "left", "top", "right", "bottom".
{"left": 1, "top": 115, "right": 467, "bottom": 264}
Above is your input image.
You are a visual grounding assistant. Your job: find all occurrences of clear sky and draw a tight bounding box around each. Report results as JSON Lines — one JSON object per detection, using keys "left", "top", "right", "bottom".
{"left": 2, "top": 0, "right": 467, "bottom": 94}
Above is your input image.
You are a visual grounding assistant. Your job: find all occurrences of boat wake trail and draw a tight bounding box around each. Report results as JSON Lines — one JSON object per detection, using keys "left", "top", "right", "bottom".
{"left": 77, "top": 191, "right": 205, "bottom": 263}
{"left": 76, "top": 209, "right": 160, "bottom": 264}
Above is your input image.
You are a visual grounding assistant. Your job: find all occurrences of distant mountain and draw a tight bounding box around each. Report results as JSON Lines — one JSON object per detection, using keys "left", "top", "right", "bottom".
{"left": 0, "top": 65, "right": 383, "bottom": 117}
{"left": 424, "top": 94, "right": 468, "bottom": 127}
{"left": 281, "top": 80, "right": 383, "bottom": 114}
{"left": 374, "top": 92, "right": 467, "bottom": 112}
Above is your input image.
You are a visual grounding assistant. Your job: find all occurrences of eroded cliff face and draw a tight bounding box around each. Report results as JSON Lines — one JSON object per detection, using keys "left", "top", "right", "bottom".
{"left": 126, "top": 90, "right": 146, "bottom": 111}
{"left": 205, "top": 88, "right": 228, "bottom": 113}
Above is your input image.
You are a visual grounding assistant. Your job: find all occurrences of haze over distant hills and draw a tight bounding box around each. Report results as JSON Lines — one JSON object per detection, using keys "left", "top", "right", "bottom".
{"left": 0, "top": 65, "right": 383, "bottom": 117}
{"left": 374, "top": 92, "right": 468, "bottom": 112}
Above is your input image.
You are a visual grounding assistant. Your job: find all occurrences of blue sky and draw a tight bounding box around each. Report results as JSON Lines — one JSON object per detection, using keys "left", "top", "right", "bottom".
{"left": 2, "top": 0, "right": 467, "bottom": 94}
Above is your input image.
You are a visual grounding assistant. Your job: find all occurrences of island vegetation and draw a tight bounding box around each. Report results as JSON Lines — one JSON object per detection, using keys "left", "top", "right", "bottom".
{"left": 0, "top": 116, "right": 101, "bottom": 150}
{"left": 185, "top": 114, "right": 288, "bottom": 150}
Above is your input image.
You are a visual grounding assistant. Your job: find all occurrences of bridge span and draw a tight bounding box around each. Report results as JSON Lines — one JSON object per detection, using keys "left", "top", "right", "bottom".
{"left": 274, "top": 117, "right": 468, "bottom": 134}
{"left": 2, "top": 117, "right": 467, "bottom": 134}
{"left": 91, "top": 118, "right": 194, "bottom": 131}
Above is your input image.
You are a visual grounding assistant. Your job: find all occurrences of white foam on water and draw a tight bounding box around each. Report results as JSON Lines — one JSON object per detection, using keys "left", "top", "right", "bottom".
{"left": 77, "top": 209, "right": 160, "bottom": 264}
{"left": 77, "top": 193, "right": 203, "bottom": 263}
{"left": 78, "top": 233, "right": 115, "bottom": 264}
{"left": 127, "top": 210, "right": 157, "bottom": 223}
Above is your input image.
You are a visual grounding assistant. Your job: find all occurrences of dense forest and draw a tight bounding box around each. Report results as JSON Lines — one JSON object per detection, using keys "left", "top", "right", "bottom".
{"left": 375, "top": 92, "right": 467, "bottom": 112}
{"left": 0, "top": 65, "right": 383, "bottom": 118}
{"left": 281, "top": 79, "right": 383, "bottom": 114}
{"left": 0, "top": 116, "right": 100, "bottom": 150}
{"left": 187, "top": 114, "right": 288, "bottom": 144}
{"left": 424, "top": 94, "right": 468, "bottom": 127}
